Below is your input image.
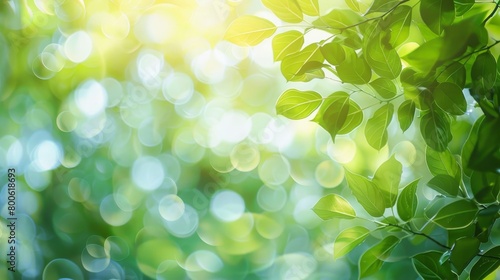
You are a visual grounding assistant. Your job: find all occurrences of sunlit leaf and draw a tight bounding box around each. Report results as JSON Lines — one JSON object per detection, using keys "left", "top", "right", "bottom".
{"left": 365, "top": 103, "right": 394, "bottom": 150}
{"left": 275, "top": 89, "right": 322, "bottom": 120}
{"left": 397, "top": 179, "right": 419, "bottom": 222}
{"left": 334, "top": 226, "right": 370, "bottom": 258}
{"left": 315, "top": 9, "right": 364, "bottom": 29}
{"left": 320, "top": 42, "right": 345, "bottom": 66}
{"left": 281, "top": 43, "right": 324, "bottom": 81}
{"left": 345, "top": 0, "right": 360, "bottom": 12}
{"left": 427, "top": 174, "right": 460, "bottom": 197}
{"left": 403, "top": 38, "right": 443, "bottom": 74}
{"left": 382, "top": 5, "right": 412, "bottom": 47}
{"left": 359, "top": 236, "right": 400, "bottom": 278}
{"left": 425, "top": 147, "right": 461, "bottom": 182}
{"left": 433, "top": 82, "right": 467, "bottom": 115}
{"left": 454, "top": 0, "right": 474, "bottom": 16}
{"left": 367, "top": 0, "right": 401, "bottom": 14}
{"left": 262, "top": 0, "right": 303, "bottom": 23}
{"left": 450, "top": 237, "right": 480, "bottom": 274}
{"left": 336, "top": 54, "right": 372, "bottom": 84}
{"left": 413, "top": 251, "right": 459, "bottom": 280}
{"left": 420, "top": 0, "right": 455, "bottom": 35}
{"left": 365, "top": 33, "right": 402, "bottom": 79}
{"left": 370, "top": 78, "right": 397, "bottom": 99}
{"left": 436, "top": 62, "right": 466, "bottom": 88}
{"left": 297, "top": 0, "right": 319, "bottom": 16}
{"left": 314, "top": 93, "right": 350, "bottom": 140}
{"left": 373, "top": 155, "right": 402, "bottom": 208}
{"left": 432, "top": 199, "right": 478, "bottom": 229}
{"left": 420, "top": 109, "right": 452, "bottom": 152}
{"left": 470, "top": 246, "right": 500, "bottom": 280}
{"left": 345, "top": 169, "right": 385, "bottom": 217}
{"left": 272, "top": 30, "right": 304, "bottom": 61}
{"left": 312, "top": 194, "right": 357, "bottom": 220}
{"left": 397, "top": 100, "right": 415, "bottom": 132}
{"left": 224, "top": 16, "right": 277, "bottom": 46}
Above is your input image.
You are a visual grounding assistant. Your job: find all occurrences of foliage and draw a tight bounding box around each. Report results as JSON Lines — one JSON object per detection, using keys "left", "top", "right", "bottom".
{"left": 225, "top": 0, "right": 500, "bottom": 278}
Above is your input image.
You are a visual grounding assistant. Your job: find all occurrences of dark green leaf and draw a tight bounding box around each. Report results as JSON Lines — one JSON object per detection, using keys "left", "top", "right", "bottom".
{"left": 312, "top": 194, "right": 357, "bottom": 220}
{"left": 472, "top": 51, "right": 497, "bottom": 90}
{"left": 224, "top": 16, "right": 277, "bottom": 46}
{"left": 359, "top": 236, "right": 400, "bottom": 278}
{"left": 314, "top": 93, "right": 363, "bottom": 136}
{"left": 281, "top": 43, "right": 324, "bottom": 81}
{"left": 262, "top": 0, "right": 303, "bottom": 23}
{"left": 397, "top": 99, "right": 415, "bottom": 132}
{"left": 436, "top": 62, "right": 466, "bottom": 88}
{"left": 320, "top": 42, "right": 345, "bottom": 66}
{"left": 427, "top": 174, "right": 460, "bottom": 197}
{"left": 334, "top": 226, "right": 370, "bottom": 258}
{"left": 420, "top": 0, "right": 455, "bottom": 34}
{"left": 336, "top": 54, "right": 372, "bottom": 84}
{"left": 272, "top": 30, "right": 304, "bottom": 61}
{"left": 275, "top": 89, "right": 322, "bottom": 120}
{"left": 373, "top": 155, "right": 402, "bottom": 208}
{"left": 397, "top": 179, "right": 419, "bottom": 222}
{"left": 370, "top": 78, "right": 397, "bottom": 99}
{"left": 450, "top": 237, "right": 480, "bottom": 274}
{"left": 470, "top": 246, "right": 500, "bottom": 280}
{"left": 314, "top": 93, "right": 350, "bottom": 140}
{"left": 382, "top": 5, "right": 412, "bottom": 47}
{"left": 454, "top": 0, "right": 474, "bottom": 16}
{"left": 475, "top": 205, "right": 500, "bottom": 243}
{"left": 364, "top": 33, "right": 402, "bottom": 79}
{"left": 297, "top": 0, "right": 319, "bottom": 16}
{"left": 413, "top": 251, "right": 458, "bottom": 280}
{"left": 425, "top": 147, "right": 461, "bottom": 182}
{"left": 432, "top": 199, "right": 478, "bottom": 229}
{"left": 462, "top": 116, "right": 484, "bottom": 176}
{"left": 315, "top": 9, "right": 364, "bottom": 29}
{"left": 433, "top": 82, "right": 467, "bottom": 115}
{"left": 420, "top": 109, "right": 452, "bottom": 152}
{"left": 345, "top": 169, "right": 385, "bottom": 217}
{"left": 470, "top": 172, "right": 500, "bottom": 204}
{"left": 367, "top": 0, "right": 400, "bottom": 14}
{"left": 365, "top": 103, "right": 394, "bottom": 150}
{"left": 469, "top": 117, "right": 500, "bottom": 173}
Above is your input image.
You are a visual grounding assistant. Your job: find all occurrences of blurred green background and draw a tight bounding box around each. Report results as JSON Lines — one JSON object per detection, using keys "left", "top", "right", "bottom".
{"left": 0, "top": 0, "right": 490, "bottom": 279}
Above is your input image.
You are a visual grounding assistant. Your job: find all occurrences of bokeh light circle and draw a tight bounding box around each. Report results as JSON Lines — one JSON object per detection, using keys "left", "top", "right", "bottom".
{"left": 159, "top": 194, "right": 185, "bottom": 221}
{"left": 210, "top": 190, "right": 245, "bottom": 222}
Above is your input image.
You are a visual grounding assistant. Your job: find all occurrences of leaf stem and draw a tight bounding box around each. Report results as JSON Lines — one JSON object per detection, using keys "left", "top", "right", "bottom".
{"left": 483, "top": 0, "right": 500, "bottom": 25}
{"left": 387, "top": 223, "right": 452, "bottom": 249}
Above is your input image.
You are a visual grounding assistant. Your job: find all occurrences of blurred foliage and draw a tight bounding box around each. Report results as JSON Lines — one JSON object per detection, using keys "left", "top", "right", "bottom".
{"left": 225, "top": 0, "right": 500, "bottom": 279}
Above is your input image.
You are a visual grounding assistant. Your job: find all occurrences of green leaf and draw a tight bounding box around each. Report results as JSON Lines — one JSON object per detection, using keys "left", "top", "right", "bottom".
{"left": 475, "top": 204, "right": 500, "bottom": 242}
{"left": 345, "top": 0, "right": 360, "bottom": 12}
{"left": 365, "top": 103, "right": 394, "bottom": 150}
{"left": 297, "top": 0, "right": 319, "bottom": 16}
{"left": 345, "top": 169, "right": 385, "bottom": 217}
{"left": 373, "top": 155, "right": 402, "bottom": 208}
{"left": 437, "top": 62, "right": 466, "bottom": 88}
{"left": 314, "top": 93, "right": 350, "bottom": 140}
{"left": 433, "top": 82, "right": 467, "bottom": 115}
{"left": 367, "top": 0, "right": 400, "bottom": 14}
{"left": 364, "top": 33, "right": 402, "bottom": 79}
{"left": 315, "top": 9, "right": 364, "bottom": 29}
{"left": 427, "top": 174, "right": 460, "bottom": 197}
{"left": 425, "top": 147, "right": 461, "bottom": 182}
{"left": 272, "top": 30, "right": 304, "bottom": 61}
{"left": 420, "top": 109, "right": 452, "bottom": 152}
{"left": 470, "top": 172, "right": 500, "bottom": 204}
{"left": 314, "top": 93, "right": 363, "bottom": 137}
{"left": 450, "top": 237, "right": 480, "bottom": 274}
{"left": 462, "top": 116, "right": 483, "bottom": 176}
{"left": 432, "top": 199, "right": 478, "bottom": 229}
{"left": 312, "top": 194, "right": 357, "bottom": 220}
{"left": 336, "top": 53, "right": 372, "bottom": 84}
{"left": 359, "top": 236, "right": 400, "bottom": 278}
{"left": 320, "top": 42, "right": 345, "bottom": 66}
{"left": 403, "top": 38, "right": 443, "bottom": 74}
{"left": 334, "top": 226, "right": 370, "bottom": 258}
{"left": 397, "top": 179, "right": 419, "bottom": 222}
{"left": 281, "top": 43, "right": 324, "bottom": 81}
{"left": 397, "top": 100, "right": 415, "bottom": 132}
{"left": 224, "top": 16, "right": 277, "bottom": 46}
{"left": 275, "top": 89, "right": 322, "bottom": 120}
{"left": 370, "top": 78, "right": 397, "bottom": 99}
{"left": 262, "top": 0, "right": 303, "bottom": 23}
{"left": 420, "top": 0, "right": 455, "bottom": 35}
{"left": 470, "top": 246, "right": 500, "bottom": 280}
{"left": 472, "top": 51, "right": 497, "bottom": 90}
{"left": 469, "top": 117, "right": 500, "bottom": 173}
{"left": 454, "top": 0, "right": 474, "bottom": 16}
{"left": 382, "top": 5, "right": 412, "bottom": 47}
{"left": 413, "top": 251, "right": 459, "bottom": 280}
